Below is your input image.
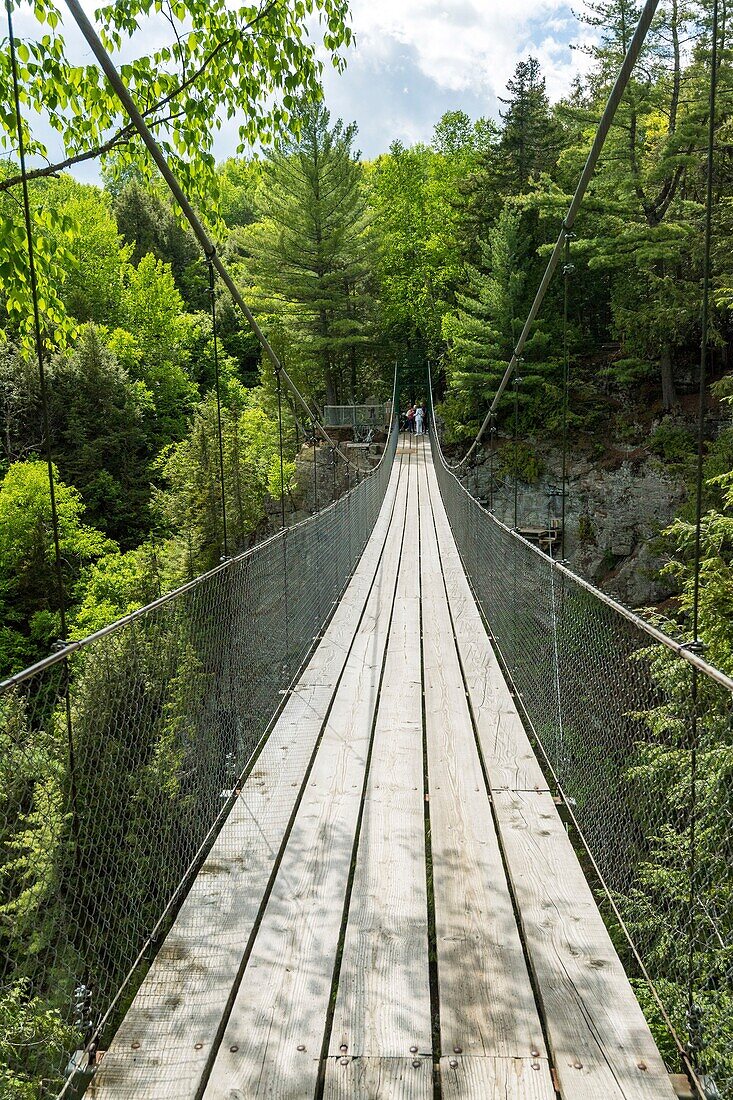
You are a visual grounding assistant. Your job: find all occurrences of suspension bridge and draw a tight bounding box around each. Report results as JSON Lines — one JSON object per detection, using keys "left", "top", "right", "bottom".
{"left": 2, "top": 0, "right": 732, "bottom": 1096}
{"left": 75, "top": 431, "right": 686, "bottom": 1100}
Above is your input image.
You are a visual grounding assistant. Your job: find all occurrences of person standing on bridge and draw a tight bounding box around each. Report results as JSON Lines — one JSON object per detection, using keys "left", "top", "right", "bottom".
{"left": 406, "top": 405, "right": 415, "bottom": 433}
{"left": 415, "top": 403, "right": 424, "bottom": 434}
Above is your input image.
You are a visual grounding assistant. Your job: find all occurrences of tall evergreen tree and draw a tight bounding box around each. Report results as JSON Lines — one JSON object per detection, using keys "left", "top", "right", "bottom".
{"left": 242, "top": 103, "right": 373, "bottom": 405}
{"left": 499, "top": 57, "right": 559, "bottom": 192}
{"left": 442, "top": 202, "right": 558, "bottom": 438}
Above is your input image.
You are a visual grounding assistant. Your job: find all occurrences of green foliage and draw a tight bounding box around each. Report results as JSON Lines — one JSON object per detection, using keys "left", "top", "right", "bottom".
{"left": 498, "top": 57, "right": 560, "bottom": 192}
{"left": 115, "top": 253, "right": 199, "bottom": 444}
{"left": 649, "top": 418, "right": 697, "bottom": 465}
{"left": 155, "top": 383, "right": 291, "bottom": 572}
{"left": 48, "top": 325, "right": 153, "bottom": 543}
{"left": 369, "top": 125, "right": 479, "bottom": 360}
{"left": 498, "top": 439, "right": 545, "bottom": 483}
{"left": 0, "top": 979, "right": 78, "bottom": 1099}
{"left": 0, "top": 0, "right": 354, "bottom": 335}
{"left": 0, "top": 461, "right": 115, "bottom": 671}
{"left": 58, "top": 181, "right": 131, "bottom": 325}
{"left": 112, "top": 181, "right": 201, "bottom": 303}
{"left": 71, "top": 544, "right": 164, "bottom": 638}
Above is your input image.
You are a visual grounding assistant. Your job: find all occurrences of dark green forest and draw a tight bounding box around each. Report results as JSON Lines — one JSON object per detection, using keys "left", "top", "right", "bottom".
{"left": 1, "top": 0, "right": 733, "bottom": 1093}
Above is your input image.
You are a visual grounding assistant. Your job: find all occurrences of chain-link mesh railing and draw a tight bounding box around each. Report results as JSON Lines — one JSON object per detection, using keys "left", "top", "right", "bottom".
{"left": 0, "top": 421, "right": 397, "bottom": 1099}
{"left": 431, "top": 429, "right": 733, "bottom": 1100}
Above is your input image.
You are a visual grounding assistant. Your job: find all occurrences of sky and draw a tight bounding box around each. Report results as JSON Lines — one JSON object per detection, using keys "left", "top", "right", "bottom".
{"left": 10, "top": 0, "right": 597, "bottom": 177}
{"left": 316, "top": 0, "right": 596, "bottom": 158}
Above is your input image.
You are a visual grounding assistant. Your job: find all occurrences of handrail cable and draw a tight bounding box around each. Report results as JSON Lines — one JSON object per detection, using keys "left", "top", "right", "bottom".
{"left": 447, "top": 0, "right": 662, "bottom": 469}
{"left": 62, "top": 0, "right": 365, "bottom": 474}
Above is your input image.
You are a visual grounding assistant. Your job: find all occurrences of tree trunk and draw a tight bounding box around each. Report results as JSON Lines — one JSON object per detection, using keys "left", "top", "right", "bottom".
{"left": 660, "top": 345, "right": 678, "bottom": 411}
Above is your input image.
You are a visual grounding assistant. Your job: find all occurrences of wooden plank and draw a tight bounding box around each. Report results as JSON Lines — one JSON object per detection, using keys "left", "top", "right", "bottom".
{"left": 417, "top": 445, "right": 552, "bottom": 1083}
{"left": 493, "top": 788, "right": 678, "bottom": 1100}
{"left": 90, "top": 461, "right": 406, "bottom": 1100}
{"left": 202, "top": 455, "right": 411, "bottom": 1100}
{"left": 423, "top": 454, "right": 548, "bottom": 793}
{"left": 440, "top": 1056, "right": 555, "bottom": 1099}
{"left": 325, "top": 453, "right": 431, "bottom": 1078}
{"left": 324, "top": 1056, "right": 432, "bottom": 1098}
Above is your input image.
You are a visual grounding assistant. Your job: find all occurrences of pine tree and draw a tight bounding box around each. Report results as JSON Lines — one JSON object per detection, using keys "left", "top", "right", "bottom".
{"left": 242, "top": 102, "right": 373, "bottom": 405}
{"left": 443, "top": 206, "right": 525, "bottom": 429}
{"left": 499, "top": 57, "right": 559, "bottom": 193}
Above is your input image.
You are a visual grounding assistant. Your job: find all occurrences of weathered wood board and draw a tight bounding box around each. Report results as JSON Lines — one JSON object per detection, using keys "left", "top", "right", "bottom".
{"left": 493, "top": 788, "right": 678, "bottom": 1100}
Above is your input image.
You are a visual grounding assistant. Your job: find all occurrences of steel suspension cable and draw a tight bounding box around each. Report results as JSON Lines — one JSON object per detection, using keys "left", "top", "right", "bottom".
{"left": 61, "top": 0, "right": 363, "bottom": 474}
{"left": 207, "top": 257, "right": 229, "bottom": 558}
{"left": 449, "top": 0, "right": 662, "bottom": 470}
{"left": 6, "top": 1, "right": 66, "bottom": 642}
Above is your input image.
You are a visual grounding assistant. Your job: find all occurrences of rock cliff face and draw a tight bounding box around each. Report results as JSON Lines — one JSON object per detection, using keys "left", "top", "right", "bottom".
{"left": 459, "top": 441, "right": 686, "bottom": 610}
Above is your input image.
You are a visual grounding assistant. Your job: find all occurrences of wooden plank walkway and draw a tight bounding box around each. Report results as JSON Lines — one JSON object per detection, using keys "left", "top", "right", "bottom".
{"left": 91, "top": 437, "right": 677, "bottom": 1100}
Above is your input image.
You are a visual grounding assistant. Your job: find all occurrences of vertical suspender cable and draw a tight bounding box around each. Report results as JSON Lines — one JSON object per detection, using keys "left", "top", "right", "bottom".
{"left": 686, "top": 0, "right": 719, "bottom": 1058}
{"left": 512, "top": 375, "right": 522, "bottom": 530}
{"left": 207, "top": 256, "right": 228, "bottom": 558}
{"left": 6, "top": 0, "right": 85, "bottom": 1002}
{"left": 276, "top": 371, "right": 287, "bottom": 532}
{"left": 561, "top": 235, "right": 573, "bottom": 558}
{"left": 275, "top": 370, "right": 290, "bottom": 675}
{"left": 6, "top": 1, "right": 66, "bottom": 640}
{"left": 312, "top": 424, "right": 318, "bottom": 513}
{"left": 488, "top": 415, "right": 496, "bottom": 511}
{"left": 692, "top": 0, "right": 718, "bottom": 646}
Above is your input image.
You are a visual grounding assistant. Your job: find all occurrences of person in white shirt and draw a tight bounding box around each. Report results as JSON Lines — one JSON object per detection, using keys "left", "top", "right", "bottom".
{"left": 414, "top": 404, "right": 424, "bottom": 434}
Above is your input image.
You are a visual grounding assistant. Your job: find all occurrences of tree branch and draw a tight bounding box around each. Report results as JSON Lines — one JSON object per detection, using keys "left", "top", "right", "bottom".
{"left": 0, "top": 0, "right": 283, "bottom": 193}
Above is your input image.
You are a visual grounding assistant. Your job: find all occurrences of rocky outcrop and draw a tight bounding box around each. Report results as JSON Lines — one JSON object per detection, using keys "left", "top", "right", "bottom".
{"left": 460, "top": 441, "right": 686, "bottom": 609}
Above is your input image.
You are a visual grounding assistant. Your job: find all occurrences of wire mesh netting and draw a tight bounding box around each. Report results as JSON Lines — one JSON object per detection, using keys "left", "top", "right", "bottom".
{"left": 431, "top": 430, "right": 733, "bottom": 1100}
{"left": 0, "top": 423, "right": 397, "bottom": 1099}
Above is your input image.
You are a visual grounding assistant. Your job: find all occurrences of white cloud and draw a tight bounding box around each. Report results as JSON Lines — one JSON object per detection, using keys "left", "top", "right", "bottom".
{"left": 315, "top": 0, "right": 597, "bottom": 156}
{"left": 342, "top": 0, "right": 594, "bottom": 103}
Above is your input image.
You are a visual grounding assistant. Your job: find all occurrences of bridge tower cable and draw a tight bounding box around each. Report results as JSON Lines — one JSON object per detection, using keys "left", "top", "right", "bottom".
{"left": 62, "top": 0, "right": 363, "bottom": 476}
{"left": 447, "top": 0, "right": 662, "bottom": 470}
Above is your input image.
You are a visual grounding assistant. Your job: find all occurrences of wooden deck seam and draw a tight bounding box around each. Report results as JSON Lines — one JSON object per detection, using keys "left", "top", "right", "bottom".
{"left": 417, "top": 442, "right": 443, "bottom": 1099}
